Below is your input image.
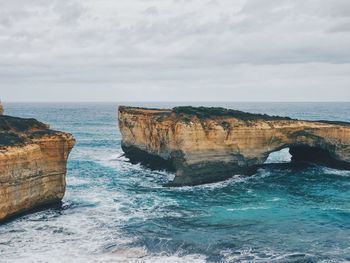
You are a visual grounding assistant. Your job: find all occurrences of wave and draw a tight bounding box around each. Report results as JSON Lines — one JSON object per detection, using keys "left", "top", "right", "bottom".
{"left": 11, "top": 250, "right": 207, "bottom": 263}
{"left": 226, "top": 206, "right": 270, "bottom": 211}
{"left": 109, "top": 247, "right": 207, "bottom": 263}
{"left": 221, "top": 248, "right": 320, "bottom": 263}
{"left": 321, "top": 167, "right": 350, "bottom": 177}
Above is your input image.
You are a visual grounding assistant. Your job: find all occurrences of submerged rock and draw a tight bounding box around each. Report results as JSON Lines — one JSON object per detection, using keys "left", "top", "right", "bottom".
{"left": 118, "top": 106, "right": 350, "bottom": 186}
{"left": 0, "top": 114, "right": 75, "bottom": 221}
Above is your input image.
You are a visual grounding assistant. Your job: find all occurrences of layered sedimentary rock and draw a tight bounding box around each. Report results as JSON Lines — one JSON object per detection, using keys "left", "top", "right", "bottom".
{"left": 118, "top": 106, "right": 350, "bottom": 186}
{"left": 0, "top": 114, "right": 75, "bottom": 221}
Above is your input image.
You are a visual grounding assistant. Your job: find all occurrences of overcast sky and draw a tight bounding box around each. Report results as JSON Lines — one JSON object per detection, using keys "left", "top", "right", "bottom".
{"left": 1, "top": 0, "right": 350, "bottom": 102}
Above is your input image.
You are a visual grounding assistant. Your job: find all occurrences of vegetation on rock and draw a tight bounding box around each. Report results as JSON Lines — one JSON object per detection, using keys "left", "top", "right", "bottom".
{"left": 173, "top": 106, "right": 292, "bottom": 121}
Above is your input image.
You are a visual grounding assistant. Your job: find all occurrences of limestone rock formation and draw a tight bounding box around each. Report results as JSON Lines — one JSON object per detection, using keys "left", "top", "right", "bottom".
{"left": 0, "top": 115, "right": 75, "bottom": 221}
{"left": 118, "top": 106, "right": 350, "bottom": 186}
{"left": 0, "top": 102, "right": 3, "bottom": 115}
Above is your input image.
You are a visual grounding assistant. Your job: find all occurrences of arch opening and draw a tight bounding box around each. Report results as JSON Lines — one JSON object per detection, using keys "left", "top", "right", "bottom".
{"left": 265, "top": 148, "right": 292, "bottom": 164}
{"left": 264, "top": 145, "right": 350, "bottom": 170}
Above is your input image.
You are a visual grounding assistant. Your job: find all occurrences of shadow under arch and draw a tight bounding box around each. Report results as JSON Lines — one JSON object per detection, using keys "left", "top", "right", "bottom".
{"left": 263, "top": 144, "right": 350, "bottom": 170}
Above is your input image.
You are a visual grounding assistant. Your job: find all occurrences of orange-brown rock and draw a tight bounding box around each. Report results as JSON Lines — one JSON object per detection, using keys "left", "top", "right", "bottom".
{"left": 118, "top": 106, "right": 350, "bottom": 186}
{"left": 0, "top": 115, "right": 75, "bottom": 221}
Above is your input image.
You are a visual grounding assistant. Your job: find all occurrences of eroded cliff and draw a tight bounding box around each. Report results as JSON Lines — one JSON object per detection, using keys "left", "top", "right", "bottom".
{"left": 118, "top": 106, "right": 350, "bottom": 186}
{"left": 0, "top": 115, "right": 75, "bottom": 221}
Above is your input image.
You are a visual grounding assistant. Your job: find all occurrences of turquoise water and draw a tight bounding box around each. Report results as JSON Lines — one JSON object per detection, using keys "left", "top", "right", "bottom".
{"left": 1, "top": 102, "right": 350, "bottom": 263}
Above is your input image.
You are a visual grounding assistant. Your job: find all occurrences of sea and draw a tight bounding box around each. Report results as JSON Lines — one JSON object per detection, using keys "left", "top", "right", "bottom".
{"left": 0, "top": 102, "right": 349, "bottom": 263}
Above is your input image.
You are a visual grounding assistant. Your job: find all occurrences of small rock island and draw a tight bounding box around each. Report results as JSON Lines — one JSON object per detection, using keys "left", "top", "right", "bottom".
{"left": 119, "top": 106, "right": 350, "bottom": 186}
{"left": 0, "top": 107, "right": 75, "bottom": 221}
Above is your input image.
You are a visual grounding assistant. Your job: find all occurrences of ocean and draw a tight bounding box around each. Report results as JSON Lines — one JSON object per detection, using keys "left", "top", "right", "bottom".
{"left": 1, "top": 102, "right": 349, "bottom": 263}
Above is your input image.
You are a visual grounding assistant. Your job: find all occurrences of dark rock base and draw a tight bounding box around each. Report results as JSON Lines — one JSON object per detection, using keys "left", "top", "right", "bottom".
{"left": 121, "top": 144, "right": 176, "bottom": 172}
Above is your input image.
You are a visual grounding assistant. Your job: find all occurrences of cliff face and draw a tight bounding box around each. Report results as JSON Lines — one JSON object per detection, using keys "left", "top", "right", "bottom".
{"left": 0, "top": 115, "right": 75, "bottom": 221}
{"left": 118, "top": 106, "right": 350, "bottom": 186}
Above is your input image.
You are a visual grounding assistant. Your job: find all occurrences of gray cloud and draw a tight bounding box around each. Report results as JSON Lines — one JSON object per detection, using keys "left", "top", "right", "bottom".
{"left": 0, "top": 0, "right": 349, "bottom": 101}
{"left": 143, "top": 6, "right": 159, "bottom": 16}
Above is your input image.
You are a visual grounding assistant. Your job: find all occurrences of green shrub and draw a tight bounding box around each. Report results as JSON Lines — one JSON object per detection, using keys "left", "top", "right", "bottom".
{"left": 173, "top": 106, "right": 291, "bottom": 121}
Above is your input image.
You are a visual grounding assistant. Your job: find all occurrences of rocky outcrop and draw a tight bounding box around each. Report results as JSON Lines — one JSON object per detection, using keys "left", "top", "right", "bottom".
{"left": 0, "top": 115, "right": 75, "bottom": 221}
{"left": 118, "top": 106, "right": 350, "bottom": 186}
{"left": 0, "top": 102, "right": 3, "bottom": 115}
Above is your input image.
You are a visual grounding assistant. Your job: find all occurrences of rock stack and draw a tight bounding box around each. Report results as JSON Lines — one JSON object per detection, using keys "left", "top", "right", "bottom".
{"left": 0, "top": 114, "right": 75, "bottom": 221}
{"left": 119, "top": 106, "right": 350, "bottom": 186}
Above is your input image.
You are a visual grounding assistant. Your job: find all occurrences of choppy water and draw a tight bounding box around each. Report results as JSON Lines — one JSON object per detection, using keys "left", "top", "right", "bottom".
{"left": 1, "top": 102, "right": 350, "bottom": 263}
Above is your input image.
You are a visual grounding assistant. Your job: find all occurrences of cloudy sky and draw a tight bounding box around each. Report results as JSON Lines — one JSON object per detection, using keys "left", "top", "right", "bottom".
{"left": 1, "top": 0, "right": 350, "bottom": 102}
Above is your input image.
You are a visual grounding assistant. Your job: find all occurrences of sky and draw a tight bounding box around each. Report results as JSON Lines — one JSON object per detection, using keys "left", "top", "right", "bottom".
{"left": 0, "top": 0, "right": 350, "bottom": 102}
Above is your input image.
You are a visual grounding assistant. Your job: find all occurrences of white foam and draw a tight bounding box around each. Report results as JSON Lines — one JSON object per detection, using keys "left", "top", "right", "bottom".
{"left": 5, "top": 248, "right": 207, "bottom": 263}
{"left": 227, "top": 206, "right": 270, "bottom": 211}
{"left": 66, "top": 176, "right": 91, "bottom": 186}
{"left": 321, "top": 167, "right": 350, "bottom": 177}
{"left": 267, "top": 197, "right": 281, "bottom": 202}
{"left": 220, "top": 248, "right": 315, "bottom": 263}
{"left": 108, "top": 248, "right": 207, "bottom": 263}
{"left": 171, "top": 174, "right": 250, "bottom": 192}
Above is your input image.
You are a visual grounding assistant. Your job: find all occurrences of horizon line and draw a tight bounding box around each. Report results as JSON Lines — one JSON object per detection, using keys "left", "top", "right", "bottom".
{"left": 2, "top": 101, "right": 350, "bottom": 103}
